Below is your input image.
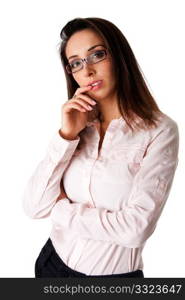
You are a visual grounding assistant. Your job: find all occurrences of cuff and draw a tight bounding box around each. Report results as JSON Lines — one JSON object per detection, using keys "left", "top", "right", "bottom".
{"left": 46, "top": 130, "right": 80, "bottom": 164}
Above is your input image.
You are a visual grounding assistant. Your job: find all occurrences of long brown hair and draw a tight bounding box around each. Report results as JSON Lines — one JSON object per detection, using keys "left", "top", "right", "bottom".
{"left": 58, "top": 17, "right": 164, "bottom": 132}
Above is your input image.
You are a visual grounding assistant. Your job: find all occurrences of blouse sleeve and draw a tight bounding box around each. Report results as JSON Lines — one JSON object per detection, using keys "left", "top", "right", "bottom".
{"left": 50, "top": 122, "right": 179, "bottom": 248}
{"left": 22, "top": 130, "right": 80, "bottom": 219}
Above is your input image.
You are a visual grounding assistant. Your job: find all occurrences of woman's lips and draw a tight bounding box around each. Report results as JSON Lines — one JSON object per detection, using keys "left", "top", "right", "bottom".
{"left": 88, "top": 80, "right": 103, "bottom": 90}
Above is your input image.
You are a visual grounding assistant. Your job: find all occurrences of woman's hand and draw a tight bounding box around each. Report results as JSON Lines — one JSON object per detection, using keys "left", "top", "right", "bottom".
{"left": 59, "top": 85, "right": 98, "bottom": 140}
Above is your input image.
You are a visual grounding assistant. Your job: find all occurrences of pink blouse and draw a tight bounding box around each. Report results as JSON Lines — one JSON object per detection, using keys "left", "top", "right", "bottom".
{"left": 22, "top": 112, "right": 179, "bottom": 275}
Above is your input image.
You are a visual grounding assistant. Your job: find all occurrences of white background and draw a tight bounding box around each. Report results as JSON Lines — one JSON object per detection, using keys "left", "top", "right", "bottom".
{"left": 0, "top": 0, "right": 184, "bottom": 277}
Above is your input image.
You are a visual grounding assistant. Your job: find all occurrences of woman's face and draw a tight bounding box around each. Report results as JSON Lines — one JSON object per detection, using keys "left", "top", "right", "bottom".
{"left": 65, "top": 29, "right": 117, "bottom": 102}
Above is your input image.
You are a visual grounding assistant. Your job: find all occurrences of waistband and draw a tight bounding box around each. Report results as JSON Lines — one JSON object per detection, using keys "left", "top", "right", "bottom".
{"left": 36, "top": 238, "right": 144, "bottom": 278}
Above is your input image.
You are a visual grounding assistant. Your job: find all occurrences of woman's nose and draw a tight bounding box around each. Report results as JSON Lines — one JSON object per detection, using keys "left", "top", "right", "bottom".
{"left": 82, "top": 62, "right": 96, "bottom": 76}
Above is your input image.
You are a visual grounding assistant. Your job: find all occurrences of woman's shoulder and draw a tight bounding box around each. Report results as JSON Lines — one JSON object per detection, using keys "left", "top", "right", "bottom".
{"left": 143, "top": 112, "right": 179, "bottom": 148}
{"left": 155, "top": 112, "right": 179, "bottom": 132}
{"left": 127, "top": 111, "right": 179, "bottom": 146}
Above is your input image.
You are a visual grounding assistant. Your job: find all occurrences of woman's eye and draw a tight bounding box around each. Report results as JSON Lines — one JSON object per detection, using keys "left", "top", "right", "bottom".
{"left": 71, "top": 61, "right": 81, "bottom": 68}
{"left": 93, "top": 51, "right": 104, "bottom": 58}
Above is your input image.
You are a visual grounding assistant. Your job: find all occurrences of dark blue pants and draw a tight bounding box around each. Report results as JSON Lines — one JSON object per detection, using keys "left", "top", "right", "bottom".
{"left": 35, "top": 238, "right": 144, "bottom": 278}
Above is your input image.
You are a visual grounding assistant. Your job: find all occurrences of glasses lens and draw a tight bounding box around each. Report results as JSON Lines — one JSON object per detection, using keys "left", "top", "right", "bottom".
{"left": 88, "top": 50, "right": 106, "bottom": 64}
{"left": 68, "top": 60, "right": 82, "bottom": 73}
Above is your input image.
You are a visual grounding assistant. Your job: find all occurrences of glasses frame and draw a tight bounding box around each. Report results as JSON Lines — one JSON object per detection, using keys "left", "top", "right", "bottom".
{"left": 66, "top": 49, "right": 108, "bottom": 74}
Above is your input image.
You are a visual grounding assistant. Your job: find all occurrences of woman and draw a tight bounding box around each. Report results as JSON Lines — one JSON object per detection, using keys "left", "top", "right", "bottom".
{"left": 22, "top": 17, "right": 179, "bottom": 278}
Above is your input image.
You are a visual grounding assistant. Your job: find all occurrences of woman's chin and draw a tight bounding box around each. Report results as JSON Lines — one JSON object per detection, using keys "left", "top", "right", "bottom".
{"left": 89, "top": 90, "right": 107, "bottom": 101}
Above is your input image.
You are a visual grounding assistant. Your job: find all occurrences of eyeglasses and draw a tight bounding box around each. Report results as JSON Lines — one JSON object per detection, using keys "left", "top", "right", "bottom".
{"left": 66, "top": 49, "right": 108, "bottom": 74}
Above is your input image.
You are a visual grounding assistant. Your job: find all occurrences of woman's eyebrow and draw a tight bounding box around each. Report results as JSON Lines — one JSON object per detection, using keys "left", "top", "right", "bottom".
{"left": 68, "top": 44, "right": 106, "bottom": 60}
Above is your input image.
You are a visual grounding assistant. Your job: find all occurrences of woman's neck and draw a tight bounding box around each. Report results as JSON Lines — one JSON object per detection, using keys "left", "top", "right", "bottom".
{"left": 96, "top": 92, "right": 121, "bottom": 124}
{"left": 98, "top": 102, "right": 122, "bottom": 124}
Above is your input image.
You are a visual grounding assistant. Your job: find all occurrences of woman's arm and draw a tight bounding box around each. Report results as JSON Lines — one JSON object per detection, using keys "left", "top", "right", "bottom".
{"left": 51, "top": 122, "right": 179, "bottom": 248}
{"left": 22, "top": 130, "right": 80, "bottom": 219}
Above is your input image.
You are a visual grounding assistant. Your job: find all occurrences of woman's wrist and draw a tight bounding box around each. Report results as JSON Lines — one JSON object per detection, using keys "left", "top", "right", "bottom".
{"left": 59, "top": 129, "right": 77, "bottom": 140}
